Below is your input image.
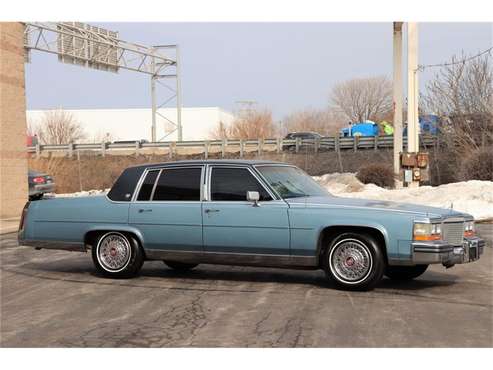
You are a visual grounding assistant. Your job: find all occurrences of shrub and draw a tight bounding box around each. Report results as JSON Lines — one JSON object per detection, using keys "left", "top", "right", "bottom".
{"left": 460, "top": 147, "right": 493, "bottom": 181}
{"left": 356, "top": 164, "right": 395, "bottom": 188}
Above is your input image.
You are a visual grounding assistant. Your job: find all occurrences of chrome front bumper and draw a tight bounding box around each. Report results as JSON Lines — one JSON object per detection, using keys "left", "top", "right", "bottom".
{"left": 412, "top": 236, "right": 484, "bottom": 266}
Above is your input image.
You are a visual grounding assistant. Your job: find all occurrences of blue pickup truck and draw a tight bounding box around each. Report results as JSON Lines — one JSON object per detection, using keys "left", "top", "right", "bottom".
{"left": 18, "top": 160, "right": 484, "bottom": 291}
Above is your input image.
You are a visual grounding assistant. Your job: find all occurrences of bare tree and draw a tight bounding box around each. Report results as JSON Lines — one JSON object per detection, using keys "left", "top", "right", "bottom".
{"left": 33, "top": 109, "right": 86, "bottom": 145}
{"left": 211, "top": 108, "right": 276, "bottom": 140}
{"left": 210, "top": 121, "right": 229, "bottom": 140}
{"left": 330, "top": 76, "right": 393, "bottom": 123}
{"left": 282, "top": 108, "right": 346, "bottom": 136}
{"left": 423, "top": 53, "right": 493, "bottom": 154}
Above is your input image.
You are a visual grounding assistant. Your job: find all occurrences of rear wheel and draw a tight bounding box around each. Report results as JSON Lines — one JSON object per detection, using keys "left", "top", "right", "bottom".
{"left": 92, "top": 232, "right": 144, "bottom": 278}
{"left": 322, "top": 232, "right": 385, "bottom": 291}
{"left": 385, "top": 265, "right": 428, "bottom": 280}
{"left": 163, "top": 260, "right": 198, "bottom": 271}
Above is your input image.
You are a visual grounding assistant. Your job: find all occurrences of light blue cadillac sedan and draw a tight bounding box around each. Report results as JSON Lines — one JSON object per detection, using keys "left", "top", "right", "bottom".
{"left": 18, "top": 160, "right": 484, "bottom": 291}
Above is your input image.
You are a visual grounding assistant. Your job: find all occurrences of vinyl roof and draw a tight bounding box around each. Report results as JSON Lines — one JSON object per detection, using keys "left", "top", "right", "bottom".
{"left": 127, "top": 159, "right": 286, "bottom": 170}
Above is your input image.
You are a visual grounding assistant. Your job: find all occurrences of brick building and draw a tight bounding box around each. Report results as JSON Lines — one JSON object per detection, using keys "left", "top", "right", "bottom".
{"left": 0, "top": 22, "right": 28, "bottom": 218}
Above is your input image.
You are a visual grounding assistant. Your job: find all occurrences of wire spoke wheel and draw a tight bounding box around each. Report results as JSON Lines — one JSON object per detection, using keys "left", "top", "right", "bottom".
{"left": 329, "top": 239, "right": 373, "bottom": 284}
{"left": 97, "top": 233, "right": 131, "bottom": 272}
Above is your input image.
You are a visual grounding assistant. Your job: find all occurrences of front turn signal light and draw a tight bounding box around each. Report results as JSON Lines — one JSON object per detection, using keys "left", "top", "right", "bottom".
{"left": 413, "top": 222, "right": 442, "bottom": 241}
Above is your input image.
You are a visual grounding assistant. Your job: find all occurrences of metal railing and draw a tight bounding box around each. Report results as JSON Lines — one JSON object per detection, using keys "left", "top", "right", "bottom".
{"left": 27, "top": 135, "right": 439, "bottom": 159}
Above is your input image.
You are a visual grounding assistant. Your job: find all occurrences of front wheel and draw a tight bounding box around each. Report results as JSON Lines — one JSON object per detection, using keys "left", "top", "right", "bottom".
{"left": 322, "top": 232, "right": 386, "bottom": 291}
{"left": 385, "top": 265, "right": 428, "bottom": 280}
{"left": 92, "top": 232, "right": 144, "bottom": 278}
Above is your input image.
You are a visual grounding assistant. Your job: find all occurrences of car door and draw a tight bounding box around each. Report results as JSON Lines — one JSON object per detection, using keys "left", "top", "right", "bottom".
{"left": 129, "top": 166, "right": 204, "bottom": 251}
{"left": 202, "top": 165, "right": 290, "bottom": 255}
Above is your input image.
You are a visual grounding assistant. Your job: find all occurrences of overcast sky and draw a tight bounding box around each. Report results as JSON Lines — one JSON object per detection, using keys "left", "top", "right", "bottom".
{"left": 25, "top": 22, "right": 492, "bottom": 119}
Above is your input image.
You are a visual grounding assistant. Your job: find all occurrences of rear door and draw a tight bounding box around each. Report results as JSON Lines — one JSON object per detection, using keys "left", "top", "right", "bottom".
{"left": 129, "top": 166, "right": 204, "bottom": 251}
{"left": 202, "top": 166, "right": 290, "bottom": 255}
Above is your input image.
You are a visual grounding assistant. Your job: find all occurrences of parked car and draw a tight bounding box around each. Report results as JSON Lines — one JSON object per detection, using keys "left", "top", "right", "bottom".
{"left": 28, "top": 170, "right": 55, "bottom": 200}
{"left": 18, "top": 160, "right": 484, "bottom": 291}
{"left": 282, "top": 132, "right": 324, "bottom": 151}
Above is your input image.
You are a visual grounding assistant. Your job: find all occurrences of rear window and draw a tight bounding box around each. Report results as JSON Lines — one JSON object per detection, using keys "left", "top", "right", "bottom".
{"left": 107, "top": 166, "right": 145, "bottom": 202}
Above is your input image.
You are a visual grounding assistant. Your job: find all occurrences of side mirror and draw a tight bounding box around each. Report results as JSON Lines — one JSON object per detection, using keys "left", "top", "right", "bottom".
{"left": 246, "top": 191, "right": 260, "bottom": 207}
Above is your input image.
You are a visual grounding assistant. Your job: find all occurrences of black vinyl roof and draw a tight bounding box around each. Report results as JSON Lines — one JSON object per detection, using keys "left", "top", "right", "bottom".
{"left": 127, "top": 159, "right": 284, "bottom": 170}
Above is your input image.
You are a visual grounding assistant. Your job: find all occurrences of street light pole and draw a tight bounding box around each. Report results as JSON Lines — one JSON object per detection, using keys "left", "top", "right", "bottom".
{"left": 393, "top": 22, "right": 403, "bottom": 187}
{"left": 407, "top": 22, "right": 420, "bottom": 187}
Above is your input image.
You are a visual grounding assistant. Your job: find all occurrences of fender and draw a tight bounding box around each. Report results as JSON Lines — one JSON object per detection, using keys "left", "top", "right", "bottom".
{"left": 314, "top": 220, "right": 391, "bottom": 262}
{"left": 84, "top": 224, "right": 145, "bottom": 248}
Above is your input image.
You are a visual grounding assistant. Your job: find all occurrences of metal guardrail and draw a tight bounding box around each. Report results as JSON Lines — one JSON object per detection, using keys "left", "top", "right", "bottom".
{"left": 27, "top": 135, "right": 438, "bottom": 158}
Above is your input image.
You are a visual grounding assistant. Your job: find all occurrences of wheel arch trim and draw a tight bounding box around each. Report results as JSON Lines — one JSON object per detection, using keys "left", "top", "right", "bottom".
{"left": 84, "top": 225, "right": 145, "bottom": 248}
{"left": 315, "top": 223, "right": 390, "bottom": 264}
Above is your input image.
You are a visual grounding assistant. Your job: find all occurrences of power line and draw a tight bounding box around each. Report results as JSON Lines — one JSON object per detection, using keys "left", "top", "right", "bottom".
{"left": 418, "top": 46, "right": 493, "bottom": 71}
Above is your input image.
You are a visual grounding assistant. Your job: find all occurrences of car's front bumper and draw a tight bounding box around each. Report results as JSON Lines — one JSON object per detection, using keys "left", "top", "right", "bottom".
{"left": 413, "top": 236, "right": 484, "bottom": 266}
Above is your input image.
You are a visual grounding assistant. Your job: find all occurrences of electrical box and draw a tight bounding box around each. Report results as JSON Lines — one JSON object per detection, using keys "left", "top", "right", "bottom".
{"left": 417, "top": 153, "right": 429, "bottom": 169}
{"left": 404, "top": 170, "right": 413, "bottom": 183}
{"left": 401, "top": 153, "right": 416, "bottom": 167}
{"left": 400, "top": 151, "right": 430, "bottom": 185}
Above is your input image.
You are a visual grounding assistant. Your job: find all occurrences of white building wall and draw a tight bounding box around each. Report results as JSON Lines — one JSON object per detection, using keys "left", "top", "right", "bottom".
{"left": 27, "top": 107, "right": 235, "bottom": 142}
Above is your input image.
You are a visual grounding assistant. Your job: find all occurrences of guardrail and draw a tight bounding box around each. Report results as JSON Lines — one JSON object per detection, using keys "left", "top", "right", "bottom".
{"left": 27, "top": 135, "right": 439, "bottom": 159}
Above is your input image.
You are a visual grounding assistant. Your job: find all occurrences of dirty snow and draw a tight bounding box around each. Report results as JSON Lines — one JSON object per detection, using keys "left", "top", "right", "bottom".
{"left": 314, "top": 173, "right": 493, "bottom": 221}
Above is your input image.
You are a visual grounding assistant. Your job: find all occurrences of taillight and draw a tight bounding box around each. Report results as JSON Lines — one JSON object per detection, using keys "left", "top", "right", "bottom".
{"left": 33, "top": 176, "right": 45, "bottom": 184}
{"left": 19, "top": 201, "right": 30, "bottom": 231}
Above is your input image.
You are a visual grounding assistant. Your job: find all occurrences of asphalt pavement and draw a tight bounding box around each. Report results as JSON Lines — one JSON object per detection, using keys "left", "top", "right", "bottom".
{"left": 1, "top": 224, "right": 492, "bottom": 347}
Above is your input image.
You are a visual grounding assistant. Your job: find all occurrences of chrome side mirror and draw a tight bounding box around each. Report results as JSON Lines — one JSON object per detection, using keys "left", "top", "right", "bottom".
{"left": 246, "top": 191, "right": 260, "bottom": 207}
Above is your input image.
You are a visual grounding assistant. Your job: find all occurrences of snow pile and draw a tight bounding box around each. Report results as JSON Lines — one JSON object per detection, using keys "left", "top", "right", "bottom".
{"left": 314, "top": 173, "right": 493, "bottom": 221}
{"left": 52, "top": 189, "right": 109, "bottom": 198}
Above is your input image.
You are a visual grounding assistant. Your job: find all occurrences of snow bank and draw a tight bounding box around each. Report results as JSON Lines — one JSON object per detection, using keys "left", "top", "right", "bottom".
{"left": 314, "top": 173, "right": 493, "bottom": 221}
{"left": 52, "top": 189, "right": 109, "bottom": 198}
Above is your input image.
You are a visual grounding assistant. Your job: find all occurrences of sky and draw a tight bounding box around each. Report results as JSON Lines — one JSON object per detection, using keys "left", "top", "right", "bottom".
{"left": 25, "top": 22, "right": 492, "bottom": 119}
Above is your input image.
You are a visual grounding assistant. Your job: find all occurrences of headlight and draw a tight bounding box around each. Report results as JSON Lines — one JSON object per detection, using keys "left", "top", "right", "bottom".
{"left": 464, "top": 221, "right": 475, "bottom": 237}
{"left": 413, "top": 222, "right": 442, "bottom": 241}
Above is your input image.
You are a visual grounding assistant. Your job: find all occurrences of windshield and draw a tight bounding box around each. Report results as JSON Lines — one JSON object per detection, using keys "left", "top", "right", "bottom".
{"left": 256, "top": 165, "right": 330, "bottom": 199}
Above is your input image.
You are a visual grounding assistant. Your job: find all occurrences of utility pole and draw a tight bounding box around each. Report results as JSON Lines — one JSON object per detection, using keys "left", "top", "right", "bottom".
{"left": 175, "top": 45, "right": 183, "bottom": 141}
{"left": 407, "top": 22, "right": 420, "bottom": 187}
{"left": 392, "top": 22, "right": 403, "bottom": 187}
{"left": 151, "top": 55, "right": 157, "bottom": 142}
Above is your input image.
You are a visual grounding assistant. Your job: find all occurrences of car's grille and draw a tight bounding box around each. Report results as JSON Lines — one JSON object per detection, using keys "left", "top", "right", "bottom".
{"left": 442, "top": 221, "right": 464, "bottom": 246}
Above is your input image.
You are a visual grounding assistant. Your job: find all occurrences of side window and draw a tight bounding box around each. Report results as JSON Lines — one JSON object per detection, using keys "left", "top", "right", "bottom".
{"left": 137, "top": 170, "right": 160, "bottom": 201}
{"left": 153, "top": 168, "right": 202, "bottom": 201}
{"left": 211, "top": 167, "right": 272, "bottom": 201}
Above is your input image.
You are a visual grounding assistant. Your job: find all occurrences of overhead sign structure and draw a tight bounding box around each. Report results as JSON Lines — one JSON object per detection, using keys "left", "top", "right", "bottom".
{"left": 23, "top": 22, "right": 183, "bottom": 141}
{"left": 57, "top": 22, "right": 119, "bottom": 73}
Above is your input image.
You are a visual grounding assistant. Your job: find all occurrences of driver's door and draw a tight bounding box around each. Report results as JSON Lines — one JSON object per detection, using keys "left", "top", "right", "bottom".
{"left": 202, "top": 166, "right": 290, "bottom": 255}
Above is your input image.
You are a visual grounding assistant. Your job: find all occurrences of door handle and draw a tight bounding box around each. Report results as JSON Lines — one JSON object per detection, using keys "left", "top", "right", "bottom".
{"left": 138, "top": 209, "right": 153, "bottom": 213}
{"left": 204, "top": 209, "right": 220, "bottom": 214}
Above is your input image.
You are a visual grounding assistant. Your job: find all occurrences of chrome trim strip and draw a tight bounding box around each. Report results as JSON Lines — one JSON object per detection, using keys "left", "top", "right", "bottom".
{"left": 145, "top": 249, "right": 317, "bottom": 268}
{"left": 19, "top": 239, "right": 86, "bottom": 252}
{"left": 288, "top": 202, "right": 436, "bottom": 216}
{"left": 149, "top": 169, "right": 162, "bottom": 201}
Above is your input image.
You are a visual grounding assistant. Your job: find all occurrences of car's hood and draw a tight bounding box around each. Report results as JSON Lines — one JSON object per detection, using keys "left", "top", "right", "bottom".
{"left": 284, "top": 195, "right": 468, "bottom": 219}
